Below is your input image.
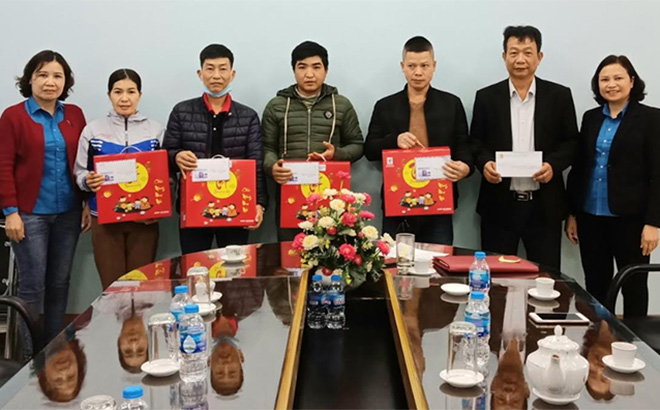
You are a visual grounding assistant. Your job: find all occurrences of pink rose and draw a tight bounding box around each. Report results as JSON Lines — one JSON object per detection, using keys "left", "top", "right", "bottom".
{"left": 364, "top": 193, "right": 372, "bottom": 206}
{"left": 339, "top": 244, "right": 357, "bottom": 261}
{"left": 357, "top": 232, "right": 365, "bottom": 239}
{"left": 337, "top": 171, "right": 351, "bottom": 180}
{"left": 306, "top": 194, "right": 322, "bottom": 205}
{"left": 354, "top": 254, "right": 363, "bottom": 266}
{"left": 377, "top": 241, "right": 390, "bottom": 255}
{"left": 359, "top": 211, "right": 375, "bottom": 220}
{"left": 292, "top": 233, "right": 306, "bottom": 250}
{"left": 341, "top": 194, "right": 356, "bottom": 204}
{"left": 327, "top": 226, "right": 337, "bottom": 236}
{"left": 341, "top": 212, "right": 358, "bottom": 227}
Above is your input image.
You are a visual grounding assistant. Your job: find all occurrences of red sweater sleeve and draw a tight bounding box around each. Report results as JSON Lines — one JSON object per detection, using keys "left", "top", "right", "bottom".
{"left": 0, "top": 106, "right": 19, "bottom": 209}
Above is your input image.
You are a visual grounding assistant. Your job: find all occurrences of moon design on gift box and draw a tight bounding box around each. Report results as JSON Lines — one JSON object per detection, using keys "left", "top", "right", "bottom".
{"left": 301, "top": 173, "right": 330, "bottom": 198}
{"left": 210, "top": 262, "right": 225, "bottom": 278}
{"left": 103, "top": 191, "right": 112, "bottom": 198}
{"left": 118, "top": 269, "right": 148, "bottom": 281}
{"left": 403, "top": 159, "right": 430, "bottom": 189}
{"left": 119, "top": 163, "right": 149, "bottom": 193}
{"left": 207, "top": 171, "right": 238, "bottom": 199}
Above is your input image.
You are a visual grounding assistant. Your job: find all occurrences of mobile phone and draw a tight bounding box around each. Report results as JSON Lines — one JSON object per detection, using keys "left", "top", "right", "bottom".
{"left": 528, "top": 312, "right": 590, "bottom": 325}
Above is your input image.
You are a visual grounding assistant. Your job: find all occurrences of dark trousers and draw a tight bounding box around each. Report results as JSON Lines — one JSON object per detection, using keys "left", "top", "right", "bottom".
{"left": 179, "top": 226, "right": 249, "bottom": 255}
{"left": 577, "top": 212, "right": 649, "bottom": 317}
{"left": 480, "top": 200, "right": 561, "bottom": 270}
{"left": 382, "top": 214, "right": 454, "bottom": 245}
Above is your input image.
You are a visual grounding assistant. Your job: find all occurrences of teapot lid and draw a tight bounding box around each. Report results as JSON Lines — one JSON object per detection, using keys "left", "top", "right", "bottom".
{"left": 538, "top": 325, "right": 580, "bottom": 351}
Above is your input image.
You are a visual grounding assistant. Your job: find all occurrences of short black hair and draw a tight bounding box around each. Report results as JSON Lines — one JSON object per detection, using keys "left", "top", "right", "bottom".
{"left": 16, "top": 50, "right": 74, "bottom": 100}
{"left": 403, "top": 36, "right": 434, "bottom": 57}
{"left": 199, "top": 44, "right": 234, "bottom": 68}
{"left": 107, "top": 68, "right": 142, "bottom": 93}
{"left": 291, "top": 41, "right": 328, "bottom": 70}
{"left": 591, "top": 55, "right": 646, "bottom": 105}
{"left": 503, "top": 26, "right": 542, "bottom": 52}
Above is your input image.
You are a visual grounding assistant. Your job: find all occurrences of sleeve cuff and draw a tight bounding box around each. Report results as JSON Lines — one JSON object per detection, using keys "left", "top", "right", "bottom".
{"left": 3, "top": 207, "right": 18, "bottom": 216}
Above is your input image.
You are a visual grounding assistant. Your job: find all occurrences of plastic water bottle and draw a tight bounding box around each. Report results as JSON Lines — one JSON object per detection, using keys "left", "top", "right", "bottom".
{"left": 170, "top": 285, "right": 191, "bottom": 323}
{"left": 326, "top": 275, "right": 345, "bottom": 329}
{"left": 178, "top": 305, "right": 208, "bottom": 382}
{"left": 465, "top": 291, "right": 491, "bottom": 369}
{"left": 307, "top": 275, "right": 326, "bottom": 329}
{"left": 179, "top": 379, "right": 209, "bottom": 410}
{"left": 119, "top": 385, "right": 148, "bottom": 410}
{"left": 468, "top": 251, "right": 491, "bottom": 296}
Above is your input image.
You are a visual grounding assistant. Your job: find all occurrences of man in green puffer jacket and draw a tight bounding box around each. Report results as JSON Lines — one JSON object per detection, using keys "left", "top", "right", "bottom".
{"left": 262, "top": 41, "right": 364, "bottom": 240}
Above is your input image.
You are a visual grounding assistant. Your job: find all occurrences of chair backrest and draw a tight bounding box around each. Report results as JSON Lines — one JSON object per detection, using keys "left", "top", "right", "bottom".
{"left": 604, "top": 263, "right": 660, "bottom": 316}
{"left": 0, "top": 296, "right": 41, "bottom": 358}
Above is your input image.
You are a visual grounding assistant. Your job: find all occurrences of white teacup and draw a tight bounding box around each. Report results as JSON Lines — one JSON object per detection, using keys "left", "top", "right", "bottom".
{"left": 611, "top": 342, "right": 637, "bottom": 368}
{"left": 414, "top": 256, "right": 432, "bottom": 273}
{"left": 225, "top": 245, "right": 245, "bottom": 259}
{"left": 535, "top": 277, "right": 555, "bottom": 297}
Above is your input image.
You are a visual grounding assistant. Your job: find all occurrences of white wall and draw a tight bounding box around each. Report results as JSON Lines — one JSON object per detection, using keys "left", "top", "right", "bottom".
{"left": 1, "top": 0, "right": 659, "bottom": 314}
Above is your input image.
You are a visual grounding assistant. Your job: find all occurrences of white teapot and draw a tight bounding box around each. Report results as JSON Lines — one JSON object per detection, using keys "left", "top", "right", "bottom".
{"left": 525, "top": 325, "right": 588, "bottom": 404}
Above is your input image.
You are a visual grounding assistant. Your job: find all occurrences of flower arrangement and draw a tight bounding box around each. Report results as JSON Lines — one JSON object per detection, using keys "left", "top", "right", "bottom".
{"left": 291, "top": 188, "right": 395, "bottom": 288}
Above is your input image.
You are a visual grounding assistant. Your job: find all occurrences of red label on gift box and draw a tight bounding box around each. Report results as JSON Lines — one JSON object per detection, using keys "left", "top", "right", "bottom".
{"left": 180, "top": 159, "right": 257, "bottom": 228}
{"left": 279, "top": 161, "right": 351, "bottom": 228}
{"left": 181, "top": 245, "right": 257, "bottom": 279}
{"left": 95, "top": 150, "right": 172, "bottom": 224}
{"left": 382, "top": 147, "right": 454, "bottom": 217}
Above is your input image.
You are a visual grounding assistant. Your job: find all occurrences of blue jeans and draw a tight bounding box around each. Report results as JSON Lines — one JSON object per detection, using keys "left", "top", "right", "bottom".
{"left": 11, "top": 209, "right": 81, "bottom": 342}
{"left": 382, "top": 214, "right": 454, "bottom": 245}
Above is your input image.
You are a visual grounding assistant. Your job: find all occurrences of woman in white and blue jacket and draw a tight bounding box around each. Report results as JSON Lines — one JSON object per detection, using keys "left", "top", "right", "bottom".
{"left": 74, "top": 69, "right": 164, "bottom": 289}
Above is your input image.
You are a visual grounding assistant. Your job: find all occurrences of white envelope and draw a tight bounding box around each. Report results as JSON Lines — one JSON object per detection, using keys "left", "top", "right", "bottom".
{"left": 192, "top": 158, "right": 230, "bottom": 182}
{"left": 97, "top": 159, "right": 137, "bottom": 185}
{"left": 415, "top": 156, "right": 451, "bottom": 181}
{"left": 284, "top": 162, "right": 320, "bottom": 185}
{"left": 496, "top": 151, "right": 543, "bottom": 177}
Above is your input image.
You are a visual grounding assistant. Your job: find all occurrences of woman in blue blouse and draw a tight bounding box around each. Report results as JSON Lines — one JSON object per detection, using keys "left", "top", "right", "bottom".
{"left": 0, "top": 51, "right": 90, "bottom": 345}
{"left": 566, "top": 55, "right": 660, "bottom": 316}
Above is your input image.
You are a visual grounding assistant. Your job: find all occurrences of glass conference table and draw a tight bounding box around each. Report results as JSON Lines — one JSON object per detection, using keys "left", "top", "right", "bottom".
{"left": 0, "top": 242, "right": 657, "bottom": 409}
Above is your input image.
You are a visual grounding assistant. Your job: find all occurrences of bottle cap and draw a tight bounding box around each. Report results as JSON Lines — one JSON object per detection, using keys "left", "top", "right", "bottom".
{"left": 312, "top": 274, "right": 322, "bottom": 282}
{"left": 470, "top": 291, "right": 485, "bottom": 300}
{"left": 174, "top": 285, "right": 188, "bottom": 294}
{"left": 330, "top": 275, "right": 342, "bottom": 282}
{"left": 184, "top": 304, "right": 199, "bottom": 314}
{"left": 475, "top": 251, "right": 486, "bottom": 259}
{"left": 122, "top": 385, "right": 143, "bottom": 399}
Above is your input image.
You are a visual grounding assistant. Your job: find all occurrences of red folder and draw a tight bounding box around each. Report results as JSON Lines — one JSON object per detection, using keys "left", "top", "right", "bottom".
{"left": 433, "top": 255, "right": 539, "bottom": 274}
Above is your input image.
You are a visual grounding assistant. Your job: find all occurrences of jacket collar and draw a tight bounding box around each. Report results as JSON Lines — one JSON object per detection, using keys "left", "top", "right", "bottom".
{"left": 277, "top": 83, "right": 338, "bottom": 100}
{"left": 107, "top": 110, "right": 147, "bottom": 123}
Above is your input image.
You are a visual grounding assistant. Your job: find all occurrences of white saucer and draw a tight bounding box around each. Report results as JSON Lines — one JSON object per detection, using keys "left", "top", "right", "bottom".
{"left": 441, "top": 283, "right": 471, "bottom": 296}
{"left": 602, "top": 355, "right": 646, "bottom": 373}
{"left": 439, "top": 369, "right": 484, "bottom": 388}
{"left": 221, "top": 254, "right": 246, "bottom": 263}
{"left": 192, "top": 291, "right": 222, "bottom": 303}
{"left": 197, "top": 302, "right": 217, "bottom": 316}
{"left": 141, "top": 359, "right": 179, "bottom": 377}
{"left": 533, "top": 388, "right": 580, "bottom": 405}
{"left": 528, "top": 288, "right": 560, "bottom": 301}
{"left": 441, "top": 294, "right": 469, "bottom": 304}
{"left": 408, "top": 267, "right": 435, "bottom": 276}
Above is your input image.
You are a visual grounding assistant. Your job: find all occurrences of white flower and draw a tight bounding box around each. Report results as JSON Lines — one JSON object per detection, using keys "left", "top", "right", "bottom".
{"left": 318, "top": 216, "right": 336, "bottom": 228}
{"left": 361, "top": 226, "right": 379, "bottom": 240}
{"left": 302, "top": 235, "right": 320, "bottom": 250}
{"left": 366, "top": 262, "right": 373, "bottom": 272}
{"left": 298, "top": 221, "right": 314, "bottom": 231}
{"left": 330, "top": 199, "right": 346, "bottom": 213}
{"left": 307, "top": 258, "right": 319, "bottom": 267}
{"left": 362, "top": 241, "right": 373, "bottom": 250}
{"left": 347, "top": 229, "right": 357, "bottom": 237}
{"left": 323, "top": 188, "right": 338, "bottom": 198}
{"left": 382, "top": 232, "right": 395, "bottom": 246}
{"left": 354, "top": 193, "right": 366, "bottom": 203}
{"left": 340, "top": 188, "right": 353, "bottom": 195}
{"left": 332, "top": 269, "right": 343, "bottom": 277}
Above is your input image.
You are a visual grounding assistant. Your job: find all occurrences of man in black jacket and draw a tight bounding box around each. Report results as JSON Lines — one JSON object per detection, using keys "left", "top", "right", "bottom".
{"left": 163, "top": 44, "right": 267, "bottom": 254}
{"left": 470, "top": 26, "right": 578, "bottom": 269}
{"left": 365, "top": 36, "right": 473, "bottom": 245}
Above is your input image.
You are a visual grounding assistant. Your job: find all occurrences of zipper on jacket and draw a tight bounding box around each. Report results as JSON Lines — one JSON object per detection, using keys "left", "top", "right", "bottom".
{"left": 307, "top": 108, "right": 311, "bottom": 154}
{"left": 124, "top": 117, "right": 129, "bottom": 147}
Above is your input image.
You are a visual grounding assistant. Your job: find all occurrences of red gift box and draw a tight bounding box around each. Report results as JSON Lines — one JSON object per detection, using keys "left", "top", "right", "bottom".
{"left": 433, "top": 255, "right": 540, "bottom": 274}
{"left": 280, "top": 161, "right": 351, "bottom": 228}
{"left": 382, "top": 147, "right": 454, "bottom": 217}
{"left": 180, "top": 159, "right": 257, "bottom": 228}
{"left": 95, "top": 150, "right": 172, "bottom": 224}
{"left": 110, "top": 259, "right": 174, "bottom": 292}
{"left": 181, "top": 246, "right": 257, "bottom": 279}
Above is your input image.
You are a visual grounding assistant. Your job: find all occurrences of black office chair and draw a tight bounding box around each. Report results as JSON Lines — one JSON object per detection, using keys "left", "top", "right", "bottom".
{"left": 0, "top": 296, "right": 40, "bottom": 388}
{"left": 604, "top": 264, "right": 660, "bottom": 354}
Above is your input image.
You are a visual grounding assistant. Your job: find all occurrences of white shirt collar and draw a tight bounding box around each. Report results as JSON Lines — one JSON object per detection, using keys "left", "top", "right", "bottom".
{"left": 509, "top": 77, "right": 536, "bottom": 101}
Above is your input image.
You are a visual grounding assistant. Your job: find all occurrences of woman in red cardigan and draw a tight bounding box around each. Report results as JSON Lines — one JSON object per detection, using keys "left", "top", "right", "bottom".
{"left": 0, "top": 50, "right": 90, "bottom": 346}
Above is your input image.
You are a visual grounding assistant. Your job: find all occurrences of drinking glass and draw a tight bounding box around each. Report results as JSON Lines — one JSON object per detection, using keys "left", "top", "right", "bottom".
{"left": 147, "top": 313, "right": 178, "bottom": 363}
{"left": 187, "top": 266, "right": 212, "bottom": 303}
{"left": 446, "top": 321, "right": 478, "bottom": 380}
{"left": 396, "top": 233, "right": 415, "bottom": 268}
